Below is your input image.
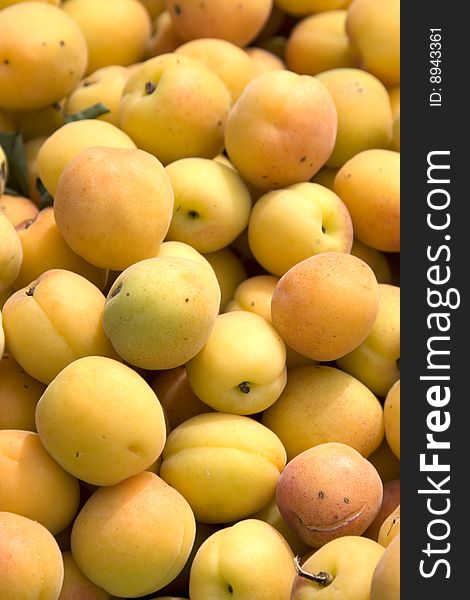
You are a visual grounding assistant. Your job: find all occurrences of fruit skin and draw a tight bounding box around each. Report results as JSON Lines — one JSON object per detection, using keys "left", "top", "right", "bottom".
{"left": 275, "top": 1, "right": 352, "bottom": 16}
{"left": 175, "top": 38, "right": 258, "bottom": 102}
{"left": 119, "top": 53, "right": 232, "bottom": 165}
{"left": 334, "top": 148, "right": 400, "bottom": 252}
{"left": 185, "top": 311, "right": 287, "bottom": 415}
{"left": 154, "top": 240, "right": 214, "bottom": 271}
{"left": 336, "top": 283, "right": 400, "bottom": 397}
{"left": 0, "top": 510, "right": 64, "bottom": 600}
{"left": 247, "top": 181, "right": 353, "bottom": 277}
{"left": 363, "top": 478, "right": 400, "bottom": 542}
{"left": 225, "top": 274, "right": 279, "bottom": 322}
{"left": 0, "top": 193, "right": 38, "bottom": 227}
{"left": 164, "top": 157, "right": 252, "bottom": 254}
{"left": 53, "top": 145, "right": 174, "bottom": 271}
{"left": 224, "top": 69, "right": 338, "bottom": 190}
{"left": 378, "top": 503, "right": 400, "bottom": 548}
{"left": 370, "top": 533, "right": 400, "bottom": 600}
{"left": 159, "top": 412, "right": 287, "bottom": 524}
{"left": 165, "top": 0, "right": 273, "bottom": 47}
{"left": 367, "top": 439, "right": 400, "bottom": 485}
{"left": 70, "top": 471, "right": 196, "bottom": 598}
{"left": 58, "top": 550, "right": 112, "bottom": 600}
{"left": 0, "top": 2, "right": 88, "bottom": 111}
{"left": 36, "top": 118, "right": 137, "bottom": 197}
{"left": 316, "top": 67, "right": 393, "bottom": 167}
{"left": 0, "top": 429, "right": 80, "bottom": 534}
{"left": 156, "top": 521, "right": 220, "bottom": 598}
{"left": 189, "top": 519, "right": 297, "bottom": 600}
{"left": 103, "top": 256, "right": 221, "bottom": 370}
{"left": 262, "top": 365, "right": 384, "bottom": 461}
{"left": 271, "top": 251, "right": 380, "bottom": 362}
{"left": 62, "top": 0, "right": 152, "bottom": 75}
{"left": 14, "top": 207, "right": 107, "bottom": 292}
{"left": 350, "top": 238, "right": 392, "bottom": 284}
{"left": 384, "top": 379, "right": 400, "bottom": 458}
{"left": 203, "top": 247, "right": 247, "bottom": 312}
{"left": 290, "top": 535, "right": 385, "bottom": 600}
{"left": 63, "top": 65, "right": 131, "bottom": 126}
{"left": 276, "top": 442, "right": 383, "bottom": 548}
{"left": 0, "top": 353, "right": 46, "bottom": 430}
{"left": 285, "top": 10, "right": 359, "bottom": 76}
{"left": 35, "top": 355, "right": 167, "bottom": 486}
{"left": 346, "top": 0, "right": 400, "bottom": 87}
{"left": 0, "top": 311, "right": 5, "bottom": 357}
{"left": 150, "top": 366, "right": 213, "bottom": 431}
{"left": 251, "top": 495, "right": 310, "bottom": 557}
{"left": 0, "top": 213, "right": 22, "bottom": 294}
{"left": 146, "top": 9, "right": 185, "bottom": 58}
{"left": 246, "top": 46, "right": 286, "bottom": 75}
{"left": 2, "top": 269, "right": 118, "bottom": 384}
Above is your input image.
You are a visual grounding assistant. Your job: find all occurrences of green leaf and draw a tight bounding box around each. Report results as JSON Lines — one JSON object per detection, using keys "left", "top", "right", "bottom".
{"left": 36, "top": 177, "right": 54, "bottom": 209}
{"left": 63, "top": 102, "right": 111, "bottom": 123}
{"left": 0, "top": 130, "right": 29, "bottom": 197}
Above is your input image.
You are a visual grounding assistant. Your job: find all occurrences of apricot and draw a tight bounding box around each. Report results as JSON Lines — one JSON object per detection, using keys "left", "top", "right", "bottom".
{"left": 59, "top": 551, "right": 112, "bottom": 600}
{"left": 146, "top": 10, "right": 186, "bottom": 57}
{"left": 275, "top": 1, "right": 352, "bottom": 16}
{"left": 119, "top": 52, "right": 233, "bottom": 164}
{"left": 225, "top": 69, "right": 338, "bottom": 190}
{"left": 384, "top": 379, "right": 400, "bottom": 459}
{"left": 262, "top": 364, "right": 384, "bottom": 460}
{"left": 165, "top": 0, "right": 273, "bottom": 47}
{"left": 36, "top": 118, "right": 137, "bottom": 197}
{"left": 336, "top": 282, "right": 400, "bottom": 397}
{"left": 334, "top": 149, "right": 400, "bottom": 253}
{"left": 346, "top": 0, "right": 400, "bottom": 87}
{"left": 35, "top": 356, "right": 167, "bottom": 486}
{"left": 246, "top": 46, "right": 286, "bottom": 75}
{"left": 0, "top": 510, "right": 64, "bottom": 599}
{"left": 0, "top": 212, "right": 22, "bottom": 293}
{"left": 316, "top": 67, "right": 393, "bottom": 167}
{"left": 0, "top": 2, "right": 87, "bottom": 110}
{"left": 53, "top": 146, "right": 174, "bottom": 270}
{"left": 203, "top": 247, "right": 247, "bottom": 311}
{"left": 271, "top": 251, "right": 380, "bottom": 362}
{"left": 276, "top": 442, "right": 383, "bottom": 547}
{"left": 368, "top": 439, "right": 401, "bottom": 484}
{"left": 63, "top": 0, "right": 152, "bottom": 75}
{"left": 175, "top": 38, "right": 258, "bottom": 102}
{"left": 0, "top": 194, "right": 38, "bottom": 227}
{"left": 0, "top": 429, "right": 80, "bottom": 534}
{"left": 285, "top": 10, "right": 359, "bottom": 76}
{"left": 2, "top": 269, "right": 118, "bottom": 384}
{"left": 150, "top": 366, "right": 213, "bottom": 431}
{"left": 164, "top": 157, "right": 252, "bottom": 254}
{"left": 185, "top": 311, "right": 287, "bottom": 415}
{"left": 370, "top": 533, "right": 400, "bottom": 600}
{"left": 160, "top": 412, "right": 287, "bottom": 523}
{"left": 70, "top": 471, "right": 196, "bottom": 597}
{"left": 364, "top": 478, "right": 400, "bottom": 542}
{"left": 14, "top": 207, "right": 107, "bottom": 292}
{"left": 378, "top": 504, "right": 400, "bottom": 547}
{"left": 103, "top": 256, "right": 221, "bottom": 370}
{"left": 63, "top": 65, "right": 131, "bottom": 127}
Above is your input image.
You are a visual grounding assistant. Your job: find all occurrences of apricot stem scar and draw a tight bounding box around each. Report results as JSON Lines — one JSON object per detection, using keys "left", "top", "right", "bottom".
{"left": 238, "top": 381, "right": 250, "bottom": 394}
{"left": 294, "top": 556, "right": 333, "bottom": 587}
{"left": 145, "top": 81, "right": 157, "bottom": 94}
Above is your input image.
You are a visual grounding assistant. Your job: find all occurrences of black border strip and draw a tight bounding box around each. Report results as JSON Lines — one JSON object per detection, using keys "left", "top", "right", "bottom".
{"left": 401, "top": 2, "right": 466, "bottom": 594}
